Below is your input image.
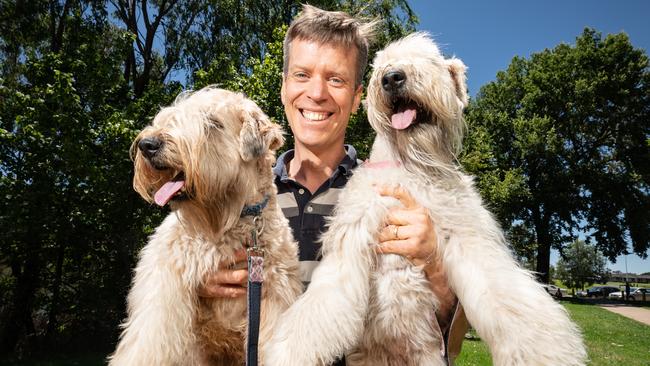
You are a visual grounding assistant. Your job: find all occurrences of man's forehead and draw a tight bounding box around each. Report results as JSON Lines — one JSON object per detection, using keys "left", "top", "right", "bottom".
{"left": 287, "top": 39, "right": 358, "bottom": 69}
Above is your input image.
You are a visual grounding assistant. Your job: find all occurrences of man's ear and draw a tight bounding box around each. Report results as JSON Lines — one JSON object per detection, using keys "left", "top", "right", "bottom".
{"left": 239, "top": 101, "right": 285, "bottom": 161}
{"left": 352, "top": 85, "right": 363, "bottom": 114}
{"left": 446, "top": 58, "right": 469, "bottom": 107}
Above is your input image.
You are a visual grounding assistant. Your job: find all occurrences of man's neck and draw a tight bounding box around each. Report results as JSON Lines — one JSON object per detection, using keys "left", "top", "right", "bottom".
{"left": 288, "top": 144, "right": 346, "bottom": 193}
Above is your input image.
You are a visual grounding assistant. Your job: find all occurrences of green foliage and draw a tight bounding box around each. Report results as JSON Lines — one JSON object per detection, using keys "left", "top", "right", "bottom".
{"left": 463, "top": 28, "right": 650, "bottom": 282}
{"left": 0, "top": 0, "right": 417, "bottom": 357}
{"left": 194, "top": 26, "right": 289, "bottom": 146}
{"left": 555, "top": 240, "right": 608, "bottom": 290}
{"left": 0, "top": 1, "right": 176, "bottom": 355}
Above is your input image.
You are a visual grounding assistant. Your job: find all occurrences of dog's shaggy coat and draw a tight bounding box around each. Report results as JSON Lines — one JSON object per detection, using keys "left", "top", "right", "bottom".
{"left": 109, "top": 87, "right": 302, "bottom": 365}
{"left": 265, "top": 33, "right": 587, "bottom": 366}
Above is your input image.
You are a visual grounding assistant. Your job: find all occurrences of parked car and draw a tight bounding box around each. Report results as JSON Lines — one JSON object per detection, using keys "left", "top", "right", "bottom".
{"left": 629, "top": 288, "right": 649, "bottom": 301}
{"left": 575, "top": 289, "right": 588, "bottom": 297}
{"left": 607, "top": 288, "right": 637, "bottom": 300}
{"left": 542, "top": 284, "right": 567, "bottom": 298}
{"left": 586, "top": 286, "right": 620, "bottom": 298}
{"left": 607, "top": 291, "right": 623, "bottom": 300}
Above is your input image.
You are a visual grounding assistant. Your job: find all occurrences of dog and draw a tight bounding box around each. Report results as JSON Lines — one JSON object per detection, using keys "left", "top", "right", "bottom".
{"left": 109, "top": 87, "right": 302, "bottom": 365}
{"left": 264, "top": 33, "right": 587, "bottom": 366}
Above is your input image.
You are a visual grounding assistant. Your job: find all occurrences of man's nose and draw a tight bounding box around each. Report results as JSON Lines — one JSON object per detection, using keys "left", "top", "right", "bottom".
{"left": 306, "top": 77, "right": 328, "bottom": 102}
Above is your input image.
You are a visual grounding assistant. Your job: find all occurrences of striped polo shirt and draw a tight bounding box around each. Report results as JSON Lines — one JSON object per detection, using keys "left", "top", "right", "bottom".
{"left": 272, "top": 145, "right": 358, "bottom": 286}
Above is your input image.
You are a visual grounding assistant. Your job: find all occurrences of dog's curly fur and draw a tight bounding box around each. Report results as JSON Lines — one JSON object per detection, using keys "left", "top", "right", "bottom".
{"left": 109, "top": 87, "right": 302, "bottom": 365}
{"left": 265, "top": 33, "right": 587, "bottom": 366}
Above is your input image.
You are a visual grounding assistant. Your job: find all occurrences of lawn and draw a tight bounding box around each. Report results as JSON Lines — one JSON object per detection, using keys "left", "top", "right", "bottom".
{"left": 456, "top": 300, "right": 650, "bottom": 366}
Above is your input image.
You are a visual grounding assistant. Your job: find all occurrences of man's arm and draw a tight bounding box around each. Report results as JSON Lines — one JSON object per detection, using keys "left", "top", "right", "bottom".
{"left": 423, "top": 257, "right": 457, "bottom": 333}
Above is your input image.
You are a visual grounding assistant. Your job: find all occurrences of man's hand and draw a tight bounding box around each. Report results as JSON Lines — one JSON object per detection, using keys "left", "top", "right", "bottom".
{"left": 375, "top": 184, "right": 457, "bottom": 332}
{"left": 375, "top": 184, "right": 438, "bottom": 266}
{"left": 198, "top": 248, "right": 248, "bottom": 298}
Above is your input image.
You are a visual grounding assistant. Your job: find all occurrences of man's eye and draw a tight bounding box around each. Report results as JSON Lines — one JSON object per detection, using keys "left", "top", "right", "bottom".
{"left": 329, "top": 77, "right": 344, "bottom": 85}
{"left": 294, "top": 72, "right": 308, "bottom": 79}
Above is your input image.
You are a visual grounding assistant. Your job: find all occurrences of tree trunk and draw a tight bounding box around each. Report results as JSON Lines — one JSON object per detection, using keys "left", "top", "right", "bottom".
{"left": 533, "top": 207, "right": 551, "bottom": 283}
{"left": 536, "top": 239, "right": 551, "bottom": 284}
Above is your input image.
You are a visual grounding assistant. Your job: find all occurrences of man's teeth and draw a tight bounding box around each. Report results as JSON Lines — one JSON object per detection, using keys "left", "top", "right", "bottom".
{"left": 302, "top": 110, "right": 329, "bottom": 121}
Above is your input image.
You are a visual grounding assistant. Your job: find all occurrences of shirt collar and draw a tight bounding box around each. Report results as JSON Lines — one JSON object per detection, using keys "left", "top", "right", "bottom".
{"left": 273, "top": 145, "right": 358, "bottom": 182}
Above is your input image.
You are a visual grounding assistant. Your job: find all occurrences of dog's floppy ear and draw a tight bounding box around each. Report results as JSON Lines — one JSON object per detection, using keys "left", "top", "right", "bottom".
{"left": 446, "top": 58, "right": 469, "bottom": 107}
{"left": 239, "top": 102, "right": 285, "bottom": 161}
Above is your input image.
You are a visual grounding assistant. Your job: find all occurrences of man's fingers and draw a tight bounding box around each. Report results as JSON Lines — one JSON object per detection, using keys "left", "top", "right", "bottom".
{"left": 378, "top": 224, "right": 417, "bottom": 242}
{"left": 376, "top": 184, "right": 418, "bottom": 209}
{"left": 386, "top": 206, "right": 431, "bottom": 227}
{"left": 199, "top": 268, "right": 248, "bottom": 299}
{"left": 375, "top": 240, "right": 413, "bottom": 258}
{"left": 213, "top": 269, "right": 249, "bottom": 285}
{"left": 199, "top": 284, "right": 247, "bottom": 298}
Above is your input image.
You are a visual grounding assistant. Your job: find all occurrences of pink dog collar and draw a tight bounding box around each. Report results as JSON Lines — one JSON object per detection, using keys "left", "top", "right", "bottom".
{"left": 362, "top": 160, "right": 402, "bottom": 169}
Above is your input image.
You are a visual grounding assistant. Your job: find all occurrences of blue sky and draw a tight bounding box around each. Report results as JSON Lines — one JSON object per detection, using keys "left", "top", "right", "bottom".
{"left": 409, "top": 0, "right": 649, "bottom": 274}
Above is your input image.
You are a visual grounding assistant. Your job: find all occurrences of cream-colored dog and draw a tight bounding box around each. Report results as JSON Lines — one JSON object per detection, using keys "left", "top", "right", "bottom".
{"left": 109, "top": 87, "right": 302, "bottom": 365}
{"left": 265, "top": 33, "right": 587, "bottom": 366}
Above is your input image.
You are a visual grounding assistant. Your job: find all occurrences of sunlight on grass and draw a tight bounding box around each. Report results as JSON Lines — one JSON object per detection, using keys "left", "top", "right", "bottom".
{"left": 456, "top": 301, "right": 650, "bottom": 366}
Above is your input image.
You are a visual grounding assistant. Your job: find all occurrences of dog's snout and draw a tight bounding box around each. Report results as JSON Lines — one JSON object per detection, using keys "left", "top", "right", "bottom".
{"left": 381, "top": 70, "right": 406, "bottom": 93}
{"left": 138, "top": 137, "right": 163, "bottom": 158}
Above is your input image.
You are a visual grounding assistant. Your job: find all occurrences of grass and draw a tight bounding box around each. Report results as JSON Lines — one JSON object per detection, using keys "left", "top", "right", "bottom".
{"left": 456, "top": 301, "right": 650, "bottom": 366}
{"left": 454, "top": 329, "right": 491, "bottom": 365}
{"left": 4, "top": 302, "right": 649, "bottom": 366}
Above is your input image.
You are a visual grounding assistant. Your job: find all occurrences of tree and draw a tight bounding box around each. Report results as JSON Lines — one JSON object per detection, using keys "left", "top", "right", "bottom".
{"left": 0, "top": 0, "right": 417, "bottom": 357}
{"left": 0, "top": 0, "right": 177, "bottom": 355}
{"left": 463, "top": 28, "right": 650, "bottom": 283}
{"left": 555, "top": 240, "right": 607, "bottom": 290}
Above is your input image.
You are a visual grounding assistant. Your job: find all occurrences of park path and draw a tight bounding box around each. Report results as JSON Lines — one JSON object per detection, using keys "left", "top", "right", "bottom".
{"left": 600, "top": 304, "right": 650, "bottom": 326}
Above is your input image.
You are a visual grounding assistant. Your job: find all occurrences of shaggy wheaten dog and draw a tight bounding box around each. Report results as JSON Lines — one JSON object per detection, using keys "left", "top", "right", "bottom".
{"left": 265, "top": 33, "right": 587, "bottom": 366}
{"left": 109, "top": 87, "right": 302, "bottom": 365}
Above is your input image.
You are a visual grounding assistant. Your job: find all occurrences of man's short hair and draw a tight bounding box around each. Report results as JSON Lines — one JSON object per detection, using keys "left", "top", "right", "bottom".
{"left": 283, "top": 5, "right": 377, "bottom": 87}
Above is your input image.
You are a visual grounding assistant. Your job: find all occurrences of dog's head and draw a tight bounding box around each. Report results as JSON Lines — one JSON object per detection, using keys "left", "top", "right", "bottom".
{"left": 367, "top": 33, "right": 468, "bottom": 173}
{"left": 131, "top": 87, "right": 284, "bottom": 209}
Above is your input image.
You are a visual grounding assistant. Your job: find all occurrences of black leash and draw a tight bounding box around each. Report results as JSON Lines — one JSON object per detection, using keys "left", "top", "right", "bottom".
{"left": 241, "top": 195, "right": 269, "bottom": 366}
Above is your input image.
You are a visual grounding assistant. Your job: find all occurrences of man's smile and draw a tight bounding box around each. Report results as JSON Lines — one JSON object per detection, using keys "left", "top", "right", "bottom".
{"left": 300, "top": 109, "right": 332, "bottom": 121}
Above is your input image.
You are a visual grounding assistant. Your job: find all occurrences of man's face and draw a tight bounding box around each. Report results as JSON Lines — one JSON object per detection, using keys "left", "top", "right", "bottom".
{"left": 281, "top": 38, "right": 362, "bottom": 154}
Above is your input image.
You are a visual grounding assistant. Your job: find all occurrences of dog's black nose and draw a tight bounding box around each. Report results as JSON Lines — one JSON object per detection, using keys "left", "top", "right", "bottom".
{"left": 382, "top": 70, "right": 406, "bottom": 93}
{"left": 138, "top": 137, "right": 162, "bottom": 158}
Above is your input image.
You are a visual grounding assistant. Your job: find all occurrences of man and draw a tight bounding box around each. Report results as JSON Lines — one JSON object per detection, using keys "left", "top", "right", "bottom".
{"left": 201, "top": 5, "right": 464, "bottom": 364}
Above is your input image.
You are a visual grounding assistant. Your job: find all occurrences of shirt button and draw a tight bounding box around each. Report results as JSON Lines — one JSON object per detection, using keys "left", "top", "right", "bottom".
{"left": 306, "top": 205, "right": 313, "bottom": 213}
{"left": 298, "top": 188, "right": 305, "bottom": 194}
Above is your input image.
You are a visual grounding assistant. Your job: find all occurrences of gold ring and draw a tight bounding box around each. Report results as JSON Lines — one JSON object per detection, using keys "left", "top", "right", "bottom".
{"left": 393, "top": 225, "right": 399, "bottom": 239}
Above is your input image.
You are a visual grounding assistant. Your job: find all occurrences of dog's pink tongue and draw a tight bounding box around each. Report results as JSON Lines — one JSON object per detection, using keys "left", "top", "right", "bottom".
{"left": 154, "top": 180, "right": 185, "bottom": 206}
{"left": 391, "top": 108, "right": 417, "bottom": 130}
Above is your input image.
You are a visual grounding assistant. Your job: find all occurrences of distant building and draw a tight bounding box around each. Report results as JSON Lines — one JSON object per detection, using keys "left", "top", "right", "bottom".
{"left": 609, "top": 272, "right": 650, "bottom": 284}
